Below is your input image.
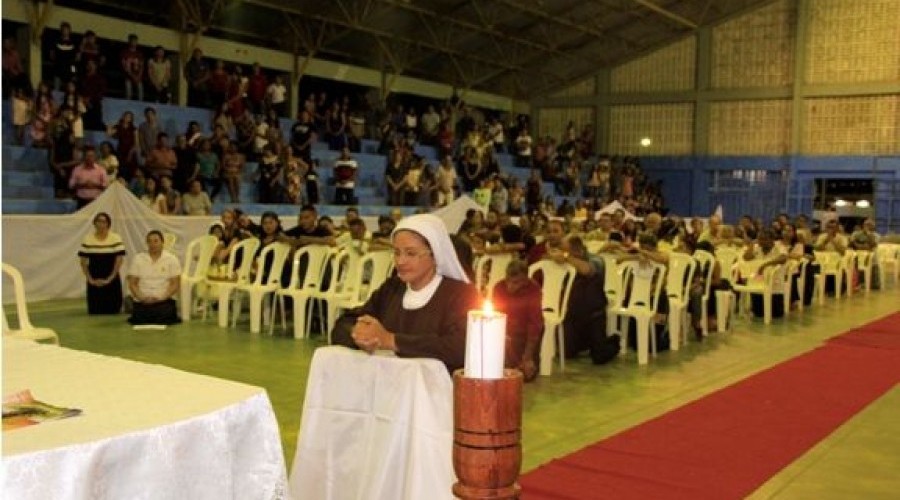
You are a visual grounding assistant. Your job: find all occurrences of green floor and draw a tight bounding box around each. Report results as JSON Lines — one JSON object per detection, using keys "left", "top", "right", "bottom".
{"left": 9, "top": 287, "right": 900, "bottom": 498}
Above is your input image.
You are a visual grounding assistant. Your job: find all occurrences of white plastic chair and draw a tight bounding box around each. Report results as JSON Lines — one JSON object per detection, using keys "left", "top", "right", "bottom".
{"left": 813, "top": 251, "right": 844, "bottom": 304}
{"left": 163, "top": 231, "right": 178, "bottom": 252}
{"left": 475, "top": 253, "right": 514, "bottom": 299}
{"left": 601, "top": 254, "right": 629, "bottom": 340}
{"left": 666, "top": 253, "right": 696, "bottom": 350}
{"left": 879, "top": 244, "right": 895, "bottom": 284}
{"left": 2, "top": 263, "right": 59, "bottom": 345}
{"left": 179, "top": 234, "right": 219, "bottom": 322}
{"left": 855, "top": 250, "right": 875, "bottom": 294}
{"left": 231, "top": 242, "right": 292, "bottom": 333}
{"left": 715, "top": 247, "right": 740, "bottom": 282}
{"left": 529, "top": 260, "right": 576, "bottom": 376}
{"left": 271, "top": 244, "right": 332, "bottom": 338}
{"left": 611, "top": 261, "right": 666, "bottom": 365}
{"left": 842, "top": 250, "right": 857, "bottom": 297}
{"left": 213, "top": 238, "right": 261, "bottom": 326}
{"left": 876, "top": 243, "right": 899, "bottom": 288}
{"left": 731, "top": 259, "right": 788, "bottom": 325}
{"left": 326, "top": 250, "right": 394, "bottom": 344}
{"left": 692, "top": 250, "right": 717, "bottom": 338}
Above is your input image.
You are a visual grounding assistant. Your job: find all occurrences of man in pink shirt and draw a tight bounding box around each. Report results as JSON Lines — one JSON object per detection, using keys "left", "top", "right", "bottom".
{"left": 69, "top": 145, "right": 109, "bottom": 208}
{"left": 145, "top": 132, "right": 178, "bottom": 180}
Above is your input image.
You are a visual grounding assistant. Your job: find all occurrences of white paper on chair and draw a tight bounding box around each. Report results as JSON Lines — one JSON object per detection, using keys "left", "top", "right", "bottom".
{"left": 132, "top": 325, "right": 168, "bottom": 331}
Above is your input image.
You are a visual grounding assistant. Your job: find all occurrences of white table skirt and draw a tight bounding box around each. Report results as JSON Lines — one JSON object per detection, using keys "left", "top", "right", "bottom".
{"left": 289, "top": 346, "right": 455, "bottom": 500}
{"left": 2, "top": 338, "right": 287, "bottom": 500}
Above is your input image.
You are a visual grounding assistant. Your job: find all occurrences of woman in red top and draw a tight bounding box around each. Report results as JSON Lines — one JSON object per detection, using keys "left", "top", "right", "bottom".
{"left": 491, "top": 259, "right": 543, "bottom": 381}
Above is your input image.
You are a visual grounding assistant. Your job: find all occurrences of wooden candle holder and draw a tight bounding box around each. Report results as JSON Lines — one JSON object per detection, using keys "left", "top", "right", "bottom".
{"left": 452, "top": 369, "right": 523, "bottom": 500}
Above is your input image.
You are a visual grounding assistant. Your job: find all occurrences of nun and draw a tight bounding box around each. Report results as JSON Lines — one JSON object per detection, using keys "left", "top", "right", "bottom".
{"left": 331, "top": 213, "right": 480, "bottom": 372}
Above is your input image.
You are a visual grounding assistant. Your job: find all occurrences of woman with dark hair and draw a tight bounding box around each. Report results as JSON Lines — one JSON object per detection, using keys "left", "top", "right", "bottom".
{"left": 78, "top": 212, "right": 126, "bottom": 314}
{"left": 108, "top": 111, "right": 139, "bottom": 180}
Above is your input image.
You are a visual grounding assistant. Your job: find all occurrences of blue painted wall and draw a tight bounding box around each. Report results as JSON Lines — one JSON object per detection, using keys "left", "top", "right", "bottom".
{"left": 642, "top": 155, "right": 900, "bottom": 233}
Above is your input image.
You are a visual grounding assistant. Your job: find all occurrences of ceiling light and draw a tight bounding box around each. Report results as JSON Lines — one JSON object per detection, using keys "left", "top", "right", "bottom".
{"left": 834, "top": 199, "right": 848, "bottom": 207}
{"left": 640, "top": 137, "right": 652, "bottom": 147}
{"left": 856, "top": 200, "right": 870, "bottom": 208}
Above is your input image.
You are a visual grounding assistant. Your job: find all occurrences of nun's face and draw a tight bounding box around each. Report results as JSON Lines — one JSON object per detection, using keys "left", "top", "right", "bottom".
{"left": 392, "top": 230, "right": 436, "bottom": 291}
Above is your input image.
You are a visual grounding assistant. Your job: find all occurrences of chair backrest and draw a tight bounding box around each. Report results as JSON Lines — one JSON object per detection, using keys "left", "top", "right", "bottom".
{"left": 855, "top": 250, "right": 873, "bottom": 271}
{"left": 226, "top": 237, "right": 262, "bottom": 284}
{"left": 814, "top": 251, "right": 842, "bottom": 273}
{"left": 585, "top": 240, "right": 605, "bottom": 255}
{"left": 876, "top": 243, "right": 898, "bottom": 263}
{"left": 666, "top": 253, "right": 696, "bottom": 302}
{"left": 2, "top": 263, "right": 34, "bottom": 331}
{"left": 343, "top": 252, "right": 378, "bottom": 304}
{"left": 183, "top": 234, "right": 219, "bottom": 280}
{"left": 163, "top": 231, "right": 178, "bottom": 251}
{"left": 253, "top": 242, "right": 292, "bottom": 286}
{"left": 528, "top": 260, "right": 576, "bottom": 318}
{"left": 715, "top": 248, "right": 740, "bottom": 281}
{"left": 620, "top": 261, "right": 666, "bottom": 311}
{"left": 599, "top": 254, "right": 626, "bottom": 306}
{"left": 323, "top": 247, "right": 351, "bottom": 295}
{"left": 693, "top": 250, "right": 717, "bottom": 300}
{"left": 476, "top": 253, "right": 514, "bottom": 299}
{"left": 286, "top": 244, "right": 332, "bottom": 291}
{"left": 366, "top": 251, "right": 394, "bottom": 296}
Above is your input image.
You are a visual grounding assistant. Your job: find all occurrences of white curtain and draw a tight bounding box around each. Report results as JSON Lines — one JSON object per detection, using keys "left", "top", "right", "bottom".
{"left": 2, "top": 184, "right": 216, "bottom": 304}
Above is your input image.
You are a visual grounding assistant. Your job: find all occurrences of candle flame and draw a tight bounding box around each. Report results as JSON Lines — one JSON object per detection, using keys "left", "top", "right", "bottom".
{"left": 482, "top": 300, "right": 494, "bottom": 314}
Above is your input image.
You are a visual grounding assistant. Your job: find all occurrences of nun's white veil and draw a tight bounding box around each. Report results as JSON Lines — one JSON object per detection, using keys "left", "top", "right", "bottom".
{"left": 392, "top": 213, "right": 470, "bottom": 284}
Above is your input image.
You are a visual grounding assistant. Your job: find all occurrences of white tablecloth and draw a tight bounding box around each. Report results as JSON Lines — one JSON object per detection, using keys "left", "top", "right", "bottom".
{"left": 289, "top": 346, "right": 455, "bottom": 500}
{"left": 2, "top": 338, "right": 287, "bottom": 500}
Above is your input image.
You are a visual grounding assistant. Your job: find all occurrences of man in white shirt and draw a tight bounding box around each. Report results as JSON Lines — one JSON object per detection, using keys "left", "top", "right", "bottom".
{"left": 814, "top": 219, "right": 848, "bottom": 255}
{"left": 266, "top": 75, "right": 288, "bottom": 117}
{"left": 435, "top": 155, "right": 458, "bottom": 207}
{"left": 127, "top": 230, "right": 182, "bottom": 324}
{"left": 420, "top": 105, "right": 441, "bottom": 144}
{"left": 515, "top": 128, "right": 532, "bottom": 168}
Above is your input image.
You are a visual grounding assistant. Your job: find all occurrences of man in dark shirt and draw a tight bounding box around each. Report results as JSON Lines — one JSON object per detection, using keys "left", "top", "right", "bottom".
{"left": 183, "top": 48, "right": 209, "bottom": 108}
{"left": 80, "top": 60, "right": 107, "bottom": 130}
{"left": 120, "top": 34, "right": 144, "bottom": 101}
{"left": 50, "top": 22, "right": 77, "bottom": 90}
{"left": 282, "top": 205, "right": 335, "bottom": 247}
{"left": 290, "top": 110, "right": 316, "bottom": 163}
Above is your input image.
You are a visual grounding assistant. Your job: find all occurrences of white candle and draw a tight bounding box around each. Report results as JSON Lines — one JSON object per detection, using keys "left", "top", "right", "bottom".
{"left": 464, "top": 300, "right": 507, "bottom": 379}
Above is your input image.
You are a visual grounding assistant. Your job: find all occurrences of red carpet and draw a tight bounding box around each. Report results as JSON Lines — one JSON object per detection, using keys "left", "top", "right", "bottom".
{"left": 520, "top": 313, "right": 900, "bottom": 499}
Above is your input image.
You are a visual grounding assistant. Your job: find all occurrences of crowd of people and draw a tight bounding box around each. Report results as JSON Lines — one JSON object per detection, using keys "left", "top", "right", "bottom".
{"left": 76, "top": 191, "right": 889, "bottom": 381}
{"left": 4, "top": 20, "right": 668, "bottom": 220}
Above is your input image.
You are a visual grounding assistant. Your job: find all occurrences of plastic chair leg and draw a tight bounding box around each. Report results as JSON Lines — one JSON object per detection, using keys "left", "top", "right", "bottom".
{"left": 701, "top": 298, "right": 710, "bottom": 338}
{"left": 556, "top": 326, "right": 566, "bottom": 373}
{"left": 293, "top": 297, "right": 309, "bottom": 339}
{"left": 248, "top": 292, "right": 263, "bottom": 333}
{"left": 715, "top": 291, "right": 731, "bottom": 332}
{"left": 180, "top": 282, "right": 193, "bottom": 322}
{"left": 539, "top": 327, "right": 555, "bottom": 376}
{"left": 636, "top": 317, "right": 650, "bottom": 365}
{"left": 668, "top": 309, "right": 682, "bottom": 351}
{"left": 218, "top": 287, "right": 232, "bottom": 328}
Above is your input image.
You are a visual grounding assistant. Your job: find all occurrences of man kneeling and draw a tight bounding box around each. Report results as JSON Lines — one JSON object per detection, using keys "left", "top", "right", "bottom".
{"left": 127, "top": 230, "right": 182, "bottom": 325}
